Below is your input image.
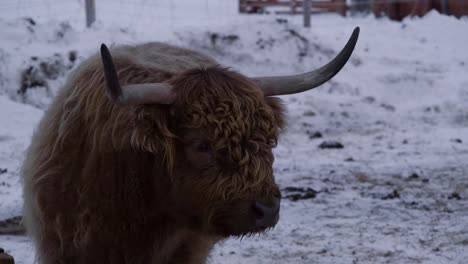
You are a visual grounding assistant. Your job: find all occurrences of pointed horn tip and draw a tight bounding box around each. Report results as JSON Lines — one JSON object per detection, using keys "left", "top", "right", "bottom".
{"left": 99, "top": 43, "right": 123, "bottom": 102}
{"left": 353, "top": 27, "right": 360, "bottom": 35}
{"left": 100, "top": 44, "right": 110, "bottom": 57}
{"left": 350, "top": 27, "right": 360, "bottom": 44}
{"left": 349, "top": 27, "right": 360, "bottom": 45}
{"left": 343, "top": 27, "right": 360, "bottom": 56}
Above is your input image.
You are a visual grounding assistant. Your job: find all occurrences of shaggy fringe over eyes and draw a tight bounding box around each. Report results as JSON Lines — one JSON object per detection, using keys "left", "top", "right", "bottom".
{"left": 170, "top": 66, "right": 286, "bottom": 200}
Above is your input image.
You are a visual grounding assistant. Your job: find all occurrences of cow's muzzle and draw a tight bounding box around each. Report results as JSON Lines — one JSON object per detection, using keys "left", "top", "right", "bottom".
{"left": 252, "top": 197, "right": 280, "bottom": 230}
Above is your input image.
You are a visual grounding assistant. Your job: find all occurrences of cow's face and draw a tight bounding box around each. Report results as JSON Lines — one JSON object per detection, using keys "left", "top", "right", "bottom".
{"left": 98, "top": 28, "right": 358, "bottom": 236}
{"left": 168, "top": 67, "right": 285, "bottom": 237}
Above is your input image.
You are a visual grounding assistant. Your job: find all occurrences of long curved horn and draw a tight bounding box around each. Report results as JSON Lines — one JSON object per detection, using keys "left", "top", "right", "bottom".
{"left": 100, "top": 44, "right": 175, "bottom": 104}
{"left": 254, "top": 27, "right": 360, "bottom": 96}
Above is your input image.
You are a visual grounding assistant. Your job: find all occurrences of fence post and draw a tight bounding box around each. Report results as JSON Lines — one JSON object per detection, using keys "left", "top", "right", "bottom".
{"left": 85, "top": 0, "right": 96, "bottom": 28}
{"left": 303, "top": 0, "right": 311, "bottom": 28}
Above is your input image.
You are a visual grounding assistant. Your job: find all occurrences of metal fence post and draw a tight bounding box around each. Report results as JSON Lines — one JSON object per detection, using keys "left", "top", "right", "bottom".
{"left": 85, "top": 0, "right": 96, "bottom": 28}
{"left": 303, "top": 0, "right": 311, "bottom": 28}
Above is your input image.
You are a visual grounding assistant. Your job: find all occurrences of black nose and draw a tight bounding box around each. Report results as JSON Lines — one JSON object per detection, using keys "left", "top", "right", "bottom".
{"left": 252, "top": 198, "right": 280, "bottom": 229}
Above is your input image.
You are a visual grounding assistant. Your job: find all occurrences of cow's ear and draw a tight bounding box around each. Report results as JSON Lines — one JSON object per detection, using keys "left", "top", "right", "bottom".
{"left": 130, "top": 105, "right": 176, "bottom": 168}
{"left": 265, "top": 97, "right": 287, "bottom": 131}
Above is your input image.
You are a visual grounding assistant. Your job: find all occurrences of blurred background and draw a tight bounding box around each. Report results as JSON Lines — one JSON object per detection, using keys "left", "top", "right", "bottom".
{"left": 0, "top": 1, "right": 467, "bottom": 263}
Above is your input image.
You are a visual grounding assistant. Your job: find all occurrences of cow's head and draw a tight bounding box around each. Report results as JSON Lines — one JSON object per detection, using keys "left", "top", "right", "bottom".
{"left": 99, "top": 28, "right": 359, "bottom": 237}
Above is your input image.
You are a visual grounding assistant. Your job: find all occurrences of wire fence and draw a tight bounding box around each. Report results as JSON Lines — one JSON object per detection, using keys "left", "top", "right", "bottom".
{"left": 0, "top": 0, "right": 239, "bottom": 29}
{"left": 0, "top": 0, "right": 82, "bottom": 21}
{"left": 1, "top": 0, "right": 466, "bottom": 30}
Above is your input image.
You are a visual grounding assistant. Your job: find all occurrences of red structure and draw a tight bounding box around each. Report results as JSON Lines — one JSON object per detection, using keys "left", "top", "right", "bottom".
{"left": 372, "top": 0, "right": 468, "bottom": 20}
{"left": 239, "top": 0, "right": 468, "bottom": 20}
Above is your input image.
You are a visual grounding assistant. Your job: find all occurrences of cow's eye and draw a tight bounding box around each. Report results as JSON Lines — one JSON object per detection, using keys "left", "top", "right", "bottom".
{"left": 195, "top": 142, "right": 212, "bottom": 153}
{"left": 269, "top": 139, "right": 277, "bottom": 148}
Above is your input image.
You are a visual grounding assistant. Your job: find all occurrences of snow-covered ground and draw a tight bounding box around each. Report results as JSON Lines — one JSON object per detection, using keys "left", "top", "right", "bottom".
{"left": 1, "top": 1, "right": 468, "bottom": 263}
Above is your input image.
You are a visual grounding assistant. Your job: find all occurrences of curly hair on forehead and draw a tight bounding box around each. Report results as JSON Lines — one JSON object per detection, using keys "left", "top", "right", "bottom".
{"left": 171, "top": 66, "right": 285, "bottom": 144}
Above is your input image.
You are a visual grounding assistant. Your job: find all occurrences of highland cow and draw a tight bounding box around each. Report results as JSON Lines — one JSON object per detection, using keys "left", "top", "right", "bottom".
{"left": 22, "top": 28, "right": 359, "bottom": 263}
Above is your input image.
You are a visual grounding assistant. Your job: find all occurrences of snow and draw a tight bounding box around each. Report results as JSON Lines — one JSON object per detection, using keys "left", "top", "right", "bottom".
{"left": 1, "top": 1, "right": 468, "bottom": 263}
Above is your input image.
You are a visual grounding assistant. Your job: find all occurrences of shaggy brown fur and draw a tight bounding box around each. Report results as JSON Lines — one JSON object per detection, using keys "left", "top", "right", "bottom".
{"left": 22, "top": 42, "right": 285, "bottom": 264}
